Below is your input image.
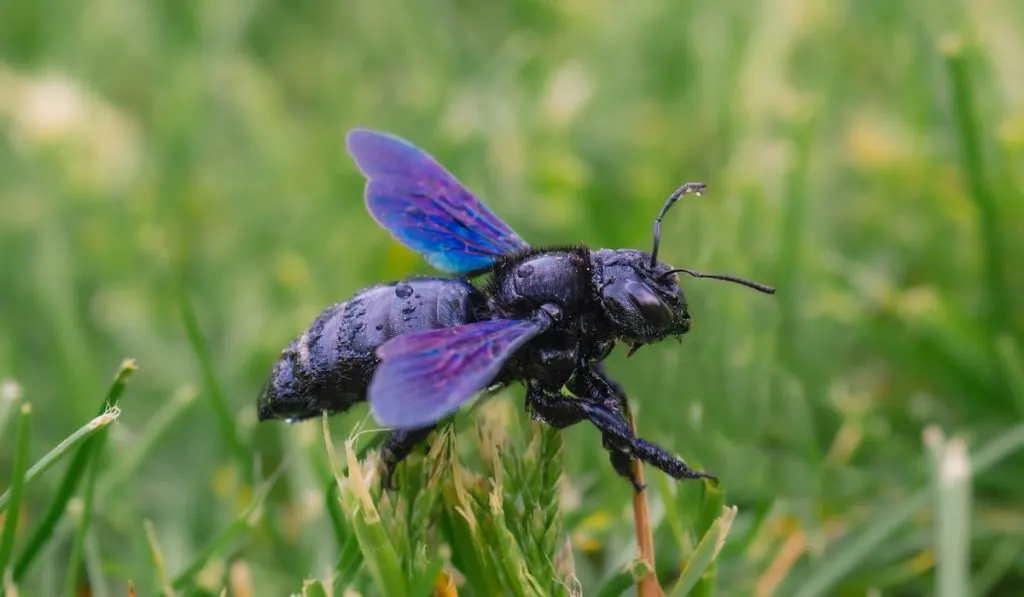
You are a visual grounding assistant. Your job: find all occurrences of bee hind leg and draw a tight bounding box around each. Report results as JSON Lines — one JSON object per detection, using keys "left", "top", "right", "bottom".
{"left": 529, "top": 385, "right": 715, "bottom": 490}
{"left": 604, "top": 439, "right": 646, "bottom": 492}
{"left": 568, "top": 365, "right": 717, "bottom": 488}
{"left": 525, "top": 385, "right": 638, "bottom": 489}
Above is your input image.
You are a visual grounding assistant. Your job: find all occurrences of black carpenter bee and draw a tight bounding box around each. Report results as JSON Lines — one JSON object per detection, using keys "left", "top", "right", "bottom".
{"left": 257, "top": 129, "right": 775, "bottom": 491}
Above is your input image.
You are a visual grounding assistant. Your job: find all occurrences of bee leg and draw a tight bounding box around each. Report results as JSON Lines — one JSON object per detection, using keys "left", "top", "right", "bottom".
{"left": 568, "top": 362, "right": 629, "bottom": 413}
{"left": 587, "top": 405, "right": 715, "bottom": 485}
{"left": 379, "top": 425, "right": 436, "bottom": 490}
{"left": 604, "top": 436, "right": 645, "bottom": 492}
{"left": 526, "top": 386, "right": 661, "bottom": 491}
{"left": 566, "top": 367, "right": 644, "bottom": 490}
{"left": 631, "top": 437, "right": 717, "bottom": 484}
{"left": 562, "top": 376, "right": 718, "bottom": 487}
{"left": 571, "top": 365, "right": 717, "bottom": 483}
{"left": 524, "top": 385, "right": 589, "bottom": 429}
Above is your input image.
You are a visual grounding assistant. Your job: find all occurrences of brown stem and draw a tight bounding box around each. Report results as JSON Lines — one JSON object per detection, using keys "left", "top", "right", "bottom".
{"left": 627, "top": 410, "right": 664, "bottom": 597}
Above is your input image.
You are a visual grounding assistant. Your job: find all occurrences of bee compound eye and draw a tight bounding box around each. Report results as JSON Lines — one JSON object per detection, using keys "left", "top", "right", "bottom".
{"left": 624, "top": 281, "right": 673, "bottom": 328}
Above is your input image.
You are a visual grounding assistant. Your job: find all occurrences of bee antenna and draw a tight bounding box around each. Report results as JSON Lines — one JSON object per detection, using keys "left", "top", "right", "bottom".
{"left": 650, "top": 182, "right": 707, "bottom": 268}
{"left": 662, "top": 268, "right": 776, "bottom": 295}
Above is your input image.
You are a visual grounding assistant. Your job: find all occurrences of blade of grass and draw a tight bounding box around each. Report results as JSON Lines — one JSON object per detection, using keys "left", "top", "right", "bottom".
{"left": 773, "top": 118, "right": 823, "bottom": 460}
{"left": 65, "top": 399, "right": 125, "bottom": 597}
{"left": 64, "top": 423, "right": 104, "bottom": 597}
{"left": 36, "top": 225, "right": 100, "bottom": 423}
{"left": 597, "top": 559, "right": 654, "bottom": 597}
{"left": 438, "top": 496, "right": 502, "bottom": 596}
{"left": 864, "top": 305, "right": 1002, "bottom": 412}
{"left": 334, "top": 532, "right": 364, "bottom": 586}
{"left": 971, "top": 538, "right": 1023, "bottom": 596}
{"left": 486, "top": 484, "right": 532, "bottom": 597}
{"left": 331, "top": 431, "right": 407, "bottom": 597}
{"left": 669, "top": 506, "right": 738, "bottom": 597}
{"left": 790, "top": 495, "right": 931, "bottom": 595}
{"left": 942, "top": 35, "right": 1009, "bottom": 336}
{"left": 179, "top": 291, "right": 250, "bottom": 476}
{"left": 0, "top": 404, "right": 32, "bottom": 579}
{"left": 993, "top": 335, "right": 1024, "bottom": 418}
{"left": 435, "top": 418, "right": 504, "bottom": 596}
{"left": 307, "top": 425, "right": 385, "bottom": 559}
{"left": 169, "top": 523, "right": 242, "bottom": 592}
{"left": 653, "top": 472, "right": 687, "bottom": 556}
{"left": 12, "top": 359, "right": 136, "bottom": 580}
{"left": 96, "top": 385, "right": 198, "bottom": 503}
{"left": 0, "top": 407, "right": 119, "bottom": 514}
{"left": 690, "top": 482, "right": 726, "bottom": 597}
{"left": 170, "top": 462, "right": 285, "bottom": 591}
{"left": 407, "top": 556, "right": 446, "bottom": 597}
{"left": 306, "top": 425, "right": 387, "bottom": 581}
{"left": 312, "top": 422, "right": 386, "bottom": 568}
{"left": 13, "top": 443, "right": 93, "bottom": 581}
{"left": 84, "top": 531, "right": 111, "bottom": 597}
{"left": 790, "top": 421, "right": 1024, "bottom": 597}
{"left": 323, "top": 480, "right": 351, "bottom": 567}
{"left": 935, "top": 438, "right": 971, "bottom": 597}
{"left": 144, "top": 520, "right": 176, "bottom": 597}
{"left": 302, "top": 579, "right": 330, "bottom": 597}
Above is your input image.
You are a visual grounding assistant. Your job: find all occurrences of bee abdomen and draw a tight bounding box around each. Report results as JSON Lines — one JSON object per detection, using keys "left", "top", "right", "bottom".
{"left": 257, "top": 277, "right": 484, "bottom": 421}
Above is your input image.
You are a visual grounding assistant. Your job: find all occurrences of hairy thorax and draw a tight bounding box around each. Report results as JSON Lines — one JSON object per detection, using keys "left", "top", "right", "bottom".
{"left": 486, "top": 246, "right": 604, "bottom": 389}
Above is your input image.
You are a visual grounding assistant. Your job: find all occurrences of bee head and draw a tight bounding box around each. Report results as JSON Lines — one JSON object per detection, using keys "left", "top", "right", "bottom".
{"left": 593, "top": 182, "right": 775, "bottom": 355}
{"left": 592, "top": 249, "right": 692, "bottom": 348}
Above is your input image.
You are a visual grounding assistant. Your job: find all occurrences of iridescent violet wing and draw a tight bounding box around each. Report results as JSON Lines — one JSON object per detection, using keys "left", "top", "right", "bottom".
{"left": 367, "top": 318, "right": 549, "bottom": 429}
{"left": 346, "top": 129, "right": 530, "bottom": 274}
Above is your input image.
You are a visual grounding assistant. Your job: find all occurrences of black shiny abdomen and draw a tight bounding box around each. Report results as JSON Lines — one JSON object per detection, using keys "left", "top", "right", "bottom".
{"left": 257, "top": 277, "right": 485, "bottom": 421}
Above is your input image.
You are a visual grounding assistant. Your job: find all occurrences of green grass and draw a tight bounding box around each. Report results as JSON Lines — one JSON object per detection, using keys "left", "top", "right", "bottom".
{"left": 2, "top": 0, "right": 1024, "bottom": 594}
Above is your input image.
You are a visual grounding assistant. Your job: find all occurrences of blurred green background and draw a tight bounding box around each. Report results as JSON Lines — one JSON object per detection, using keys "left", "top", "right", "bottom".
{"left": 2, "top": 0, "right": 1023, "bottom": 594}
